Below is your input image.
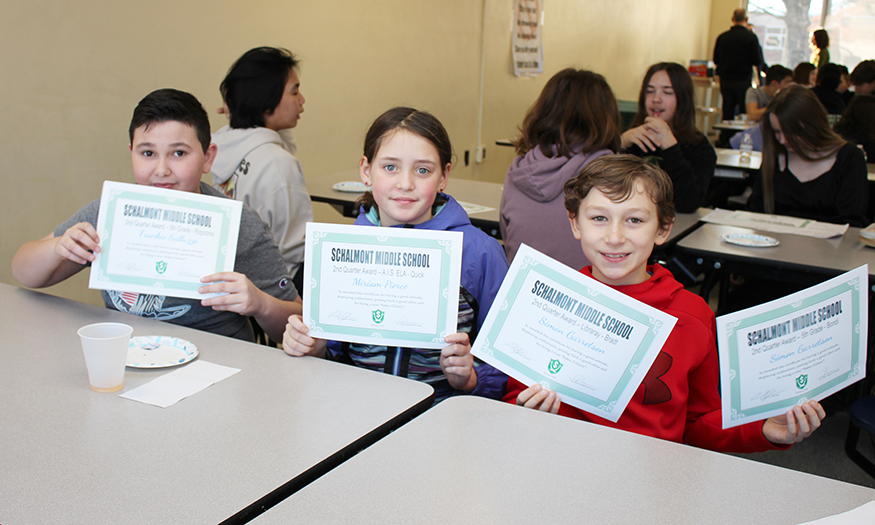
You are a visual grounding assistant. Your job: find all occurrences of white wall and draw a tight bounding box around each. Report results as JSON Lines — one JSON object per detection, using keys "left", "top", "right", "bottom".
{"left": 1, "top": 0, "right": 714, "bottom": 305}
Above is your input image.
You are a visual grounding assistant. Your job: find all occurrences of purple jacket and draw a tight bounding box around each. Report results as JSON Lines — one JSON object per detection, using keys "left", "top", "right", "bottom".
{"left": 500, "top": 146, "right": 612, "bottom": 269}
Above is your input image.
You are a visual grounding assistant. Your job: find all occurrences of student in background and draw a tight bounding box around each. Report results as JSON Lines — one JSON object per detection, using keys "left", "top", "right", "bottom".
{"left": 211, "top": 47, "right": 314, "bottom": 293}
{"left": 810, "top": 29, "right": 831, "bottom": 70}
{"left": 838, "top": 65, "right": 854, "bottom": 106}
{"left": 501, "top": 68, "right": 621, "bottom": 269}
{"left": 12, "top": 89, "right": 302, "bottom": 342}
{"left": 748, "top": 85, "right": 868, "bottom": 226}
{"left": 506, "top": 155, "right": 825, "bottom": 452}
{"left": 746, "top": 65, "right": 794, "bottom": 122}
{"left": 811, "top": 63, "right": 846, "bottom": 115}
{"left": 622, "top": 62, "right": 716, "bottom": 212}
{"left": 794, "top": 62, "right": 816, "bottom": 87}
{"left": 850, "top": 60, "right": 875, "bottom": 96}
{"left": 834, "top": 94, "right": 875, "bottom": 163}
{"left": 283, "top": 107, "right": 509, "bottom": 402}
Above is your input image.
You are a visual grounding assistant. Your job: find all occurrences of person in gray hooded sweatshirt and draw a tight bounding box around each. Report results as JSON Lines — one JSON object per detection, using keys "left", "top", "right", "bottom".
{"left": 500, "top": 69, "right": 621, "bottom": 269}
{"left": 212, "top": 47, "right": 314, "bottom": 291}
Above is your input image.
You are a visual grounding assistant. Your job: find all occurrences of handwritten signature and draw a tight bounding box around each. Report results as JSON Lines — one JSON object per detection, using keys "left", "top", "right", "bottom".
{"left": 117, "top": 261, "right": 142, "bottom": 271}
{"left": 328, "top": 310, "right": 357, "bottom": 322}
{"left": 818, "top": 367, "right": 841, "bottom": 381}
{"left": 396, "top": 316, "right": 424, "bottom": 328}
{"left": 504, "top": 342, "right": 531, "bottom": 361}
{"left": 750, "top": 388, "right": 787, "bottom": 402}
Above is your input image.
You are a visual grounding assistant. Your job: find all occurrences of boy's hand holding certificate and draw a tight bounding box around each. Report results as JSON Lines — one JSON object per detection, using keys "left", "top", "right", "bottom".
{"left": 303, "top": 223, "right": 463, "bottom": 349}
{"left": 90, "top": 181, "right": 242, "bottom": 300}
{"left": 717, "top": 265, "right": 868, "bottom": 428}
{"left": 471, "top": 244, "right": 677, "bottom": 422}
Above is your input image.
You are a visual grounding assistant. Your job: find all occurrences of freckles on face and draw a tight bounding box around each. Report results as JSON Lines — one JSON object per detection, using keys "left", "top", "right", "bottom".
{"left": 360, "top": 130, "right": 448, "bottom": 227}
{"left": 570, "top": 183, "right": 669, "bottom": 287}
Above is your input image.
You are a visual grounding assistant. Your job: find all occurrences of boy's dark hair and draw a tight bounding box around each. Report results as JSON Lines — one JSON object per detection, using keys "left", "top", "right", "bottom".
{"left": 564, "top": 154, "right": 675, "bottom": 232}
{"left": 794, "top": 62, "right": 816, "bottom": 85}
{"left": 221, "top": 47, "right": 298, "bottom": 129}
{"left": 850, "top": 60, "right": 875, "bottom": 86}
{"left": 129, "top": 88, "right": 211, "bottom": 152}
{"left": 816, "top": 63, "right": 843, "bottom": 91}
{"left": 356, "top": 107, "right": 453, "bottom": 216}
{"left": 834, "top": 94, "right": 875, "bottom": 144}
{"left": 765, "top": 65, "right": 793, "bottom": 85}
{"left": 513, "top": 68, "right": 621, "bottom": 158}
{"left": 630, "top": 62, "right": 701, "bottom": 146}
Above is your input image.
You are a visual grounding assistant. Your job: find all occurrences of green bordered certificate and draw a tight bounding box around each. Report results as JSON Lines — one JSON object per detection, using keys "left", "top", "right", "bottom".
{"left": 471, "top": 244, "right": 677, "bottom": 422}
{"left": 303, "top": 222, "right": 463, "bottom": 349}
{"left": 89, "top": 181, "right": 242, "bottom": 300}
{"left": 717, "top": 265, "right": 868, "bottom": 428}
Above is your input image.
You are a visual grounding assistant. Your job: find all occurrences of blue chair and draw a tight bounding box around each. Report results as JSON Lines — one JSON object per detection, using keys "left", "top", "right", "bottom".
{"left": 845, "top": 396, "right": 875, "bottom": 479}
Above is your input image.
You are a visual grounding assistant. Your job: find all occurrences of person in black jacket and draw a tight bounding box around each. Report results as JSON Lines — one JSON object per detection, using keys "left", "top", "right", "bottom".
{"left": 622, "top": 62, "right": 716, "bottom": 213}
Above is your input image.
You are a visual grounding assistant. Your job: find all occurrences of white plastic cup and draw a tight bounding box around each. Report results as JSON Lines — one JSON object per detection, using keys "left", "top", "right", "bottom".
{"left": 77, "top": 322, "right": 133, "bottom": 393}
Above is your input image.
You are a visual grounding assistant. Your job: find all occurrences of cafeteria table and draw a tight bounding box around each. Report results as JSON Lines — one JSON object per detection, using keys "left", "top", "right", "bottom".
{"left": 309, "top": 169, "right": 503, "bottom": 239}
{"left": 252, "top": 396, "right": 875, "bottom": 525}
{"left": 0, "top": 283, "right": 434, "bottom": 524}
{"left": 714, "top": 147, "right": 761, "bottom": 179}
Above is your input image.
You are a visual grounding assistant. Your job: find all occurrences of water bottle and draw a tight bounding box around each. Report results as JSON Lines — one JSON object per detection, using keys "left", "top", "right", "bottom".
{"left": 740, "top": 132, "right": 753, "bottom": 162}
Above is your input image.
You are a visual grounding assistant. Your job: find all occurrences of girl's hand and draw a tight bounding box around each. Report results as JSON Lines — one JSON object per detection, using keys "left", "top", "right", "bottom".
{"left": 642, "top": 116, "right": 678, "bottom": 149}
{"left": 199, "top": 272, "right": 264, "bottom": 317}
{"left": 763, "top": 400, "right": 826, "bottom": 445}
{"left": 282, "top": 314, "right": 327, "bottom": 357}
{"left": 54, "top": 222, "right": 101, "bottom": 265}
{"left": 440, "top": 332, "right": 477, "bottom": 392}
{"left": 516, "top": 383, "right": 561, "bottom": 413}
{"left": 621, "top": 125, "right": 660, "bottom": 152}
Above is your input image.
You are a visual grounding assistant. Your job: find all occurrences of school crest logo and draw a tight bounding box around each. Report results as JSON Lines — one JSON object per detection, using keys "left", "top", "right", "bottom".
{"left": 547, "top": 359, "right": 563, "bottom": 374}
{"left": 372, "top": 309, "right": 385, "bottom": 324}
{"left": 156, "top": 261, "right": 168, "bottom": 274}
{"left": 796, "top": 374, "right": 808, "bottom": 389}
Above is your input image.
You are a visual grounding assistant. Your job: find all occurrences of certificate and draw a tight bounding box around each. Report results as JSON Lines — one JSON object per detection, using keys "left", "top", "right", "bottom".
{"left": 89, "top": 181, "right": 242, "bottom": 300}
{"left": 303, "top": 223, "right": 463, "bottom": 349}
{"left": 471, "top": 244, "right": 677, "bottom": 422}
{"left": 717, "top": 265, "right": 868, "bottom": 428}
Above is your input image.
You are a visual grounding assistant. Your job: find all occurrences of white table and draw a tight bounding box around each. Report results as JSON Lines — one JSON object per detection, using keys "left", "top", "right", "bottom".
{"left": 0, "top": 283, "right": 433, "bottom": 524}
{"left": 714, "top": 147, "right": 761, "bottom": 179}
{"left": 252, "top": 396, "right": 875, "bottom": 525}
{"left": 309, "top": 169, "right": 503, "bottom": 238}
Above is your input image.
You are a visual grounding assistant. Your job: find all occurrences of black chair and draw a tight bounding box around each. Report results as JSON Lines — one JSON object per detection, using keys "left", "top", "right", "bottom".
{"left": 845, "top": 396, "right": 875, "bottom": 479}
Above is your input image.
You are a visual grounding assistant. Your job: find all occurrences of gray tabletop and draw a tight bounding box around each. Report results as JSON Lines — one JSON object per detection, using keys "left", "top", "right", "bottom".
{"left": 252, "top": 396, "right": 875, "bottom": 525}
{"left": 308, "top": 169, "right": 503, "bottom": 237}
{"left": 0, "top": 283, "right": 433, "bottom": 524}
{"left": 677, "top": 223, "right": 875, "bottom": 281}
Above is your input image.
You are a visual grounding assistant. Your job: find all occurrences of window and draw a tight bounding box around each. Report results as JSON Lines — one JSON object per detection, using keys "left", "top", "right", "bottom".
{"left": 747, "top": 0, "right": 875, "bottom": 71}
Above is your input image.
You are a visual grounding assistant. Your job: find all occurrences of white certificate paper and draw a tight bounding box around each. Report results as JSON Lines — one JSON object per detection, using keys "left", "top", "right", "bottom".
{"left": 303, "top": 223, "right": 463, "bottom": 349}
{"left": 471, "top": 244, "right": 678, "bottom": 422}
{"left": 717, "top": 265, "right": 868, "bottom": 428}
{"left": 90, "top": 181, "right": 242, "bottom": 300}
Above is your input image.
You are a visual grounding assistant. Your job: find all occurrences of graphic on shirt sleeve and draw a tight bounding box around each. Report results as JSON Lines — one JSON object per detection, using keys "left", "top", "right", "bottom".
{"left": 641, "top": 350, "right": 673, "bottom": 405}
{"left": 108, "top": 291, "right": 190, "bottom": 320}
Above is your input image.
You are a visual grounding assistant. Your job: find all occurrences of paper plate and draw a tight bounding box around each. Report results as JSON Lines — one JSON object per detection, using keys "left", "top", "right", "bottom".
{"left": 722, "top": 232, "right": 779, "bottom": 247}
{"left": 332, "top": 181, "right": 368, "bottom": 193}
{"left": 127, "top": 336, "right": 198, "bottom": 368}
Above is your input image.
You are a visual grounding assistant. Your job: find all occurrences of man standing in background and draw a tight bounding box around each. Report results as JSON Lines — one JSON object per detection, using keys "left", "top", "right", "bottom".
{"left": 713, "top": 8, "right": 764, "bottom": 146}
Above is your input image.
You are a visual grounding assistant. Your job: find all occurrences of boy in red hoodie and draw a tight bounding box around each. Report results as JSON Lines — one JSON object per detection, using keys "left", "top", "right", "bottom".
{"left": 504, "top": 155, "right": 825, "bottom": 452}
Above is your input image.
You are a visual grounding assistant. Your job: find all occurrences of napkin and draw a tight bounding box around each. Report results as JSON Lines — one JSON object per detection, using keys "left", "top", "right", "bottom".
{"left": 119, "top": 361, "right": 240, "bottom": 408}
{"left": 796, "top": 501, "right": 875, "bottom": 525}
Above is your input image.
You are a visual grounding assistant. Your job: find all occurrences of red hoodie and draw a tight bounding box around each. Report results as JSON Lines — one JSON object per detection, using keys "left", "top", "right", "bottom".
{"left": 504, "top": 264, "right": 787, "bottom": 453}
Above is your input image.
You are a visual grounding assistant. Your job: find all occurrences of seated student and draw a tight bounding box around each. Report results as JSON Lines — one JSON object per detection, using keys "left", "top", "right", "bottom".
{"left": 622, "top": 62, "right": 716, "bottom": 213}
{"left": 793, "top": 62, "right": 816, "bottom": 88}
{"left": 211, "top": 47, "right": 314, "bottom": 292}
{"left": 11, "top": 89, "right": 301, "bottom": 343}
{"left": 834, "top": 94, "right": 875, "bottom": 162}
{"left": 501, "top": 68, "right": 620, "bottom": 268}
{"left": 838, "top": 65, "right": 854, "bottom": 107}
{"left": 745, "top": 65, "right": 794, "bottom": 122}
{"left": 850, "top": 60, "right": 875, "bottom": 96}
{"left": 505, "top": 155, "right": 825, "bottom": 452}
{"left": 748, "top": 85, "right": 868, "bottom": 227}
{"left": 283, "top": 107, "right": 509, "bottom": 402}
{"left": 811, "top": 63, "right": 846, "bottom": 115}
